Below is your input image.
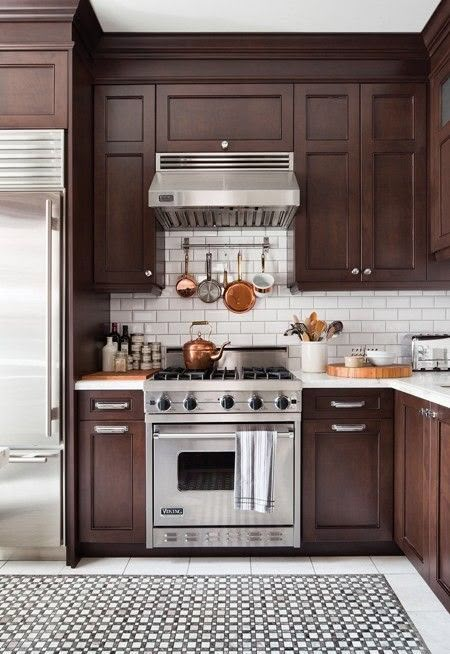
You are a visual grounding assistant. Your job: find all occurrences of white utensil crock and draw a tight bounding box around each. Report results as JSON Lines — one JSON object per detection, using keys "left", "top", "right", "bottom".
{"left": 301, "top": 341, "right": 328, "bottom": 373}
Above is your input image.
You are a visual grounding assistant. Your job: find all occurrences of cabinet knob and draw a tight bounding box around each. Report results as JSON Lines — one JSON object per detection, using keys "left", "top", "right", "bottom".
{"left": 351, "top": 268, "right": 360, "bottom": 275}
{"left": 221, "top": 140, "right": 229, "bottom": 150}
{"left": 145, "top": 270, "right": 152, "bottom": 277}
{"left": 363, "top": 268, "right": 372, "bottom": 276}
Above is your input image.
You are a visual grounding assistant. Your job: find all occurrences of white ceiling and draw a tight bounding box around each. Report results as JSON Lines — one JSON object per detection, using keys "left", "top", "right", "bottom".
{"left": 90, "top": 0, "right": 441, "bottom": 33}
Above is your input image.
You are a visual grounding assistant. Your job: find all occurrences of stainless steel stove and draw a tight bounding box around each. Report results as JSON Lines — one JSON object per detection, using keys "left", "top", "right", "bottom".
{"left": 144, "top": 348, "right": 301, "bottom": 550}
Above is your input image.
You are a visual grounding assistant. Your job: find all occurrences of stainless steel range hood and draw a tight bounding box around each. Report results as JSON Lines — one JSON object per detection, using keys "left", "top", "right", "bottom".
{"left": 148, "top": 152, "right": 300, "bottom": 230}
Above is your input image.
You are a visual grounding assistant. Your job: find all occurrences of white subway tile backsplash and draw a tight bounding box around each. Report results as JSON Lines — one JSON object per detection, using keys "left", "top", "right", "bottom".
{"left": 107, "top": 229, "right": 450, "bottom": 364}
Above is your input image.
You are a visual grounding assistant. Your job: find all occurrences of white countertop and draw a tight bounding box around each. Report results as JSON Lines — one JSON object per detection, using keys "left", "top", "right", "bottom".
{"left": 75, "top": 371, "right": 450, "bottom": 409}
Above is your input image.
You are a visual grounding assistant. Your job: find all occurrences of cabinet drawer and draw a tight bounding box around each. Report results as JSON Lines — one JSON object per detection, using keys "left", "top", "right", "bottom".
{"left": 302, "top": 388, "right": 393, "bottom": 419}
{"left": 78, "top": 390, "right": 144, "bottom": 421}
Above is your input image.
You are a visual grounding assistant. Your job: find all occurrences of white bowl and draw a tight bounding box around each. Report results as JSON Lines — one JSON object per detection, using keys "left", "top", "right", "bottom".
{"left": 367, "top": 353, "right": 395, "bottom": 366}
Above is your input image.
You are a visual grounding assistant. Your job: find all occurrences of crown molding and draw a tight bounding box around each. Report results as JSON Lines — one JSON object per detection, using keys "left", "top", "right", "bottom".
{"left": 94, "top": 32, "right": 427, "bottom": 61}
{"left": 422, "top": 0, "right": 449, "bottom": 61}
{"left": 0, "top": 0, "right": 81, "bottom": 21}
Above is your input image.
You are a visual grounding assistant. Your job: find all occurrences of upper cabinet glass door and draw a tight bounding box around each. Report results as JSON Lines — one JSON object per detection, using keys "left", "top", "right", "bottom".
{"left": 442, "top": 76, "right": 450, "bottom": 127}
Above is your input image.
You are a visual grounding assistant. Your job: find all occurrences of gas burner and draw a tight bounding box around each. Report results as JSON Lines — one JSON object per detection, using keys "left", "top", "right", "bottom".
{"left": 210, "top": 368, "right": 239, "bottom": 381}
{"left": 241, "top": 366, "right": 294, "bottom": 380}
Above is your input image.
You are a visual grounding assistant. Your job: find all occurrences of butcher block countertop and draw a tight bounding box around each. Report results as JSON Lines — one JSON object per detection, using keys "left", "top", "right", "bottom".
{"left": 75, "top": 370, "right": 450, "bottom": 409}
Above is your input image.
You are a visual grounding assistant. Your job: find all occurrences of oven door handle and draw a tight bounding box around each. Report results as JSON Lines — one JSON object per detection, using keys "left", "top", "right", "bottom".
{"left": 153, "top": 432, "right": 294, "bottom": 440}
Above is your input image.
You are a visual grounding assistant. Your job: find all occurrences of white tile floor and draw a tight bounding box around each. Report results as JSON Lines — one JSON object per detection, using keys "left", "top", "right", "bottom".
{"left": 0, "top": 555, "right": 448, "bottom": 653}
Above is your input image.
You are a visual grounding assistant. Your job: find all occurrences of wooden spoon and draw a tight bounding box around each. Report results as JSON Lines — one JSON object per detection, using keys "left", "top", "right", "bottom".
{"left": 313, "top": 319, "right": 327, "bottom": 341}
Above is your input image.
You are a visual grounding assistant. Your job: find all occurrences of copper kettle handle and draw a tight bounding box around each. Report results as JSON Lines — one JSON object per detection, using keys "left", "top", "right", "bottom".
{"left": 189, "top": 320, "right": 212, "bottom": 339}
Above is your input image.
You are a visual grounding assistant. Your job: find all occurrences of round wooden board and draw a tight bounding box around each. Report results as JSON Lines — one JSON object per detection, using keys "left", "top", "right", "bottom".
{"left": 326, "top": 363, "right": 412, "bottom": 378}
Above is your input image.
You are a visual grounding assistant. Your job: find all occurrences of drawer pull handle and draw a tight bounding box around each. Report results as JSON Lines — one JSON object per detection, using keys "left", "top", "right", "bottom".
{"left": 94, "top": 401, "right": 130, "bottom": 410}
{"left": 94, "top": 425, "right": 129, "bottom": 434}
{"left": 331, "top": 423, "right": 367, "bottom": 432}
{"left": 330, "top": 400, "right": 366, "bottom": 409}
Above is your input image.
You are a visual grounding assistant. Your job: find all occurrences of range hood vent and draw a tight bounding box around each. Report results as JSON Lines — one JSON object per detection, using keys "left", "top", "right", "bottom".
{"left": 148, "top": 152, "right": 300, "bottom": 230}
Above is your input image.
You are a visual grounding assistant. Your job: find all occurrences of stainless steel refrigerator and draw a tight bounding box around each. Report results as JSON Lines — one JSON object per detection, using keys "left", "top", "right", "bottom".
{"left": 0, "top": 130, "right": 64, "bottom": 554}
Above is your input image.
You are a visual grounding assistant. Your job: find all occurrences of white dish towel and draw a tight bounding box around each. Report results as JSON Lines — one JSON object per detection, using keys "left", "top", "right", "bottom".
{"left": 234, "top": 426, "right": 277, "bottom": 513}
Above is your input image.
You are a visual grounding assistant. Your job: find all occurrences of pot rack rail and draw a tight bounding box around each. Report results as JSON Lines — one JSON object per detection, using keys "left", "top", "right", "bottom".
{"left": 182, "top": 236, "right": 270, "bottom": 252}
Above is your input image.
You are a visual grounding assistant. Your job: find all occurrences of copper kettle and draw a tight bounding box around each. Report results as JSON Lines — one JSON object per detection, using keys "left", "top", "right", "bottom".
{"left": 183, "top": 321, "right": 230, "bottom": 370}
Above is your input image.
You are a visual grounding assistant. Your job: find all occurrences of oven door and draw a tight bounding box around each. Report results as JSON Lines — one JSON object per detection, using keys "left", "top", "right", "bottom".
{"left": 153, "top": 422, "right": 294, "bottom": 527}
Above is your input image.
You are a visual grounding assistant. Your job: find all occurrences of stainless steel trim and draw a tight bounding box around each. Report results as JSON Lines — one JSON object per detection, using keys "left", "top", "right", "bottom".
{"left": 9, "top": 456, "right": 48, "bottom": 463}
{"left": 330, "top": 400, "right": 366, "bottom": 408}
{"left": 94, "top": 401, "right": 130, "bottom": 410}
{"left": 153, "top": 526, "right": 295, "bottom": 548}
{"left": 94, "top": 425, "right": 129, "bottom": 434}
{"left": 156, "top": 152, "right": 294, "bottom": 171}
{"left": 0, "top": 130, "right": 64, "bottom": 190}
{"left": 331, "top": 424, "right": 367, "bottom": 432}
{"left": 153, "top": 431, "right": 294, "bottom": 440}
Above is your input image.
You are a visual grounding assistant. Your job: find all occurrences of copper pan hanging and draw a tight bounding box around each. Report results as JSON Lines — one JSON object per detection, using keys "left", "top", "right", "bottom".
{"left": 223, "top": 251, "right": 256, "bottom": 313}
{"left": 175, "top": 250, "right": 197, "bottom": 297}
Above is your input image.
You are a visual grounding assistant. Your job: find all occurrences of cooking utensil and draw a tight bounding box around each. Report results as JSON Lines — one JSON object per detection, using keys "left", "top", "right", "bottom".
{"left": 326, "top": 320, "right": 344, "bottom": 340}
{"left": 183, "top": 321, "right": 230, "bottom": 370}
{"left": 223, "top": 251, "right": 256, "bottom": 313}
{"left": 252, "top": 251, "right": 275, "bottom": 297}
{"left": 312, "top": 319, "right": 327, "bottom": 341}
{"left": 176, "top": 250, "right": 197, "bottom": 297}
{"left": 197, "top": 252, "right": 222, "bottom": 303}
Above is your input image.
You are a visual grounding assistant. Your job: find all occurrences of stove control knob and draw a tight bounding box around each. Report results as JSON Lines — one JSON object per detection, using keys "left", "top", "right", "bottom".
{"left": 275, "top": 395, "right": 290, "bottom": 411}
{"left": 157, "top": 395, "right": 171, "bottom": 412}
{"left": 220, "top": 395, "right": 234, "bottom": 410}
{"left": 248, "top": 395, "right": 263, "bottom": 411}
{"left": 183, "top": 396, "right": 197, "bottom": 412}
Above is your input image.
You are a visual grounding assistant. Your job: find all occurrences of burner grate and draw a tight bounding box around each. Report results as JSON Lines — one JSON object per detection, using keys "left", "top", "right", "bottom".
{"left": 241, "top": 367, "right": 293, "bottom": 380}
{"left": 152, "top": 367, "right": 239, "bottom": 381}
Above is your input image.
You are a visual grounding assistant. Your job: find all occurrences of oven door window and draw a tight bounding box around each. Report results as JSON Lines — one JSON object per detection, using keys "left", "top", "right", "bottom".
{"left": 178, "top": 451, "right": 235, "bottom": 491}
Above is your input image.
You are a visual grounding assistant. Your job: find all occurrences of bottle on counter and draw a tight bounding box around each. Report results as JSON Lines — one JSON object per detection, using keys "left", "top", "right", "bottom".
{"left": 102, "top": 336, "right": 116, "bottom": 372}
{"left": 109, "top": 322, "right": 121, "bottom": 348}
{"left": 114, "top": 351, "right": 128, "bottom": 373}
{"left": 120, "top": 325, "right": 130, "bottom": 352}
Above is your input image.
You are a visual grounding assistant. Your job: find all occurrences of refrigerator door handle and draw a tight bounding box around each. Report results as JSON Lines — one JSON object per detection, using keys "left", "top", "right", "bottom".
{"left": 9, "top": 456, "right": 48, "bottom": 463}
{"left": 45, "top": 198, "right": 53, "bottom": 438}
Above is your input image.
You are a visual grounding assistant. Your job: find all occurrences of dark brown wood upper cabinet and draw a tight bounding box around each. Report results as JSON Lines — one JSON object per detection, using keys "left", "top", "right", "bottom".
{"left": 94, "top": 84, "right": 164, "bottom": 292}
{"left": 156, "top": 84, "right": 293, "bottom": 152}
{"left": 394, "top": 392, "right": 430, "bottom": 577}
{"left": 0, "top": 51, "right": 68, "bottom": 128}
{"left": 430, "top": 61, "right": 450, "bottom": 256}
{"left": 361, "top": 84, "right": 427, "bottom": 282}
{"left": 293, "top": 84, "right": 361, "bottom": 283}
{"left": 291, "top": 82, "right": 432, "bottom": 290}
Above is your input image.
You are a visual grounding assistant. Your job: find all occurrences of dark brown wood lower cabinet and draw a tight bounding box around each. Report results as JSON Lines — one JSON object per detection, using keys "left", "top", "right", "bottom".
{"left": 394, "top": 392, "right": 430, "bottom": 576}
{"left": 429, "top": 404, "right": 450, "bottom": 610}
{"left": 302, "top": 419, "right": 393, "bottom": 542}
{"left": 78, "top": 420, "right": 145, "bottom": 544}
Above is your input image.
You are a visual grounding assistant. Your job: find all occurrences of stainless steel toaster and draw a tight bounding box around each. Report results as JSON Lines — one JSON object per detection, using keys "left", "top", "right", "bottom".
{"left": 411, "top": 335, "right": 450, "bottom": 371}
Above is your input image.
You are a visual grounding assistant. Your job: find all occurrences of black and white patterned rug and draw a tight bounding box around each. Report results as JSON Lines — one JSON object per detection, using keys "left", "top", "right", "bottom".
{"left": 0, "top": 574, "right": 429, "bottom": 653}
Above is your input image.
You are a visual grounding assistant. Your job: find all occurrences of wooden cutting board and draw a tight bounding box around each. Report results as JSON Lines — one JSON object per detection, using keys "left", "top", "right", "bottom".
{"left": 80, "top": 369, "right": 159, "bottom": 381}
{"left": 326, "top": 363, "right": 412, "bottom": 378}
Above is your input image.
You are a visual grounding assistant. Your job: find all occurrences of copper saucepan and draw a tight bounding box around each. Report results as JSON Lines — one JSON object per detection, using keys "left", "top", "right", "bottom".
{"left": 223, "top": 251, "right": 256, "bottom": 313}
{"left": 176, "top": 250, "right": 197, "bottom": 297}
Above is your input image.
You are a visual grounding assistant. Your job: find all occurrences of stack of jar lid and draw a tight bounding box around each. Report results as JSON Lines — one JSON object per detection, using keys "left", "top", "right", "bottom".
{"left": 130, "top": 334, "right": 162, "bottom": 370}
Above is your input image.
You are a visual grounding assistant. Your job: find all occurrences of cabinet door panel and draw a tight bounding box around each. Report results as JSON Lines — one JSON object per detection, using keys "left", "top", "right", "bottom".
{"left": 394, "top": 392, "right": 429, "bottom": 576}
{"left": 157, "top": 83, "right": 293, "bottom": 152}
{"left": 302, "top": 418, "right": 393, "bottom": 542}
{"left": 0, "top": 51, "right": 67, "bottom": 128}
{"left": 361, "top": 84, "right": 427, "bottom": 281}
{"left": 294, "top": 84, "right": 361, "bottom": 284}
{"left": 94, "top": 85, "right": 164, "bottom": 290}
{"left": 78, "top": 421, "right": 145, "bottom": 543}
{"left": 430, "top": 406, "right": 450, "bottom": 610}
{"left": 430, "top": 64, "right": 450, "bottom": 255}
